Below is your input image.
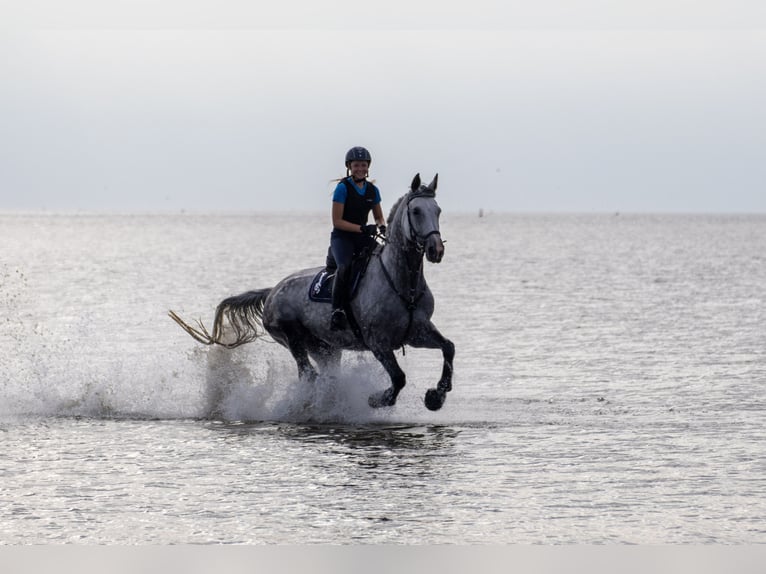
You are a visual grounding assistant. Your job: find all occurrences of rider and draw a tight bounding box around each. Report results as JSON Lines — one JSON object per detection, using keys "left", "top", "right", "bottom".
{"left": 329, "top": 146, "right": 387, "bottom": 330}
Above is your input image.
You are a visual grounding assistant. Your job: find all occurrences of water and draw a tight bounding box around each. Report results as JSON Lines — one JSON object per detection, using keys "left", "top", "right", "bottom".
{"left": 1, "top": 211, "right": 765, "bottom": 544}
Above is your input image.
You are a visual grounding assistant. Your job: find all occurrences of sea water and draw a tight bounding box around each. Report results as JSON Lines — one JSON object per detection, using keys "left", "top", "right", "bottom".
{"left": 1, "top": 211, "right": 764, "bottom": 543}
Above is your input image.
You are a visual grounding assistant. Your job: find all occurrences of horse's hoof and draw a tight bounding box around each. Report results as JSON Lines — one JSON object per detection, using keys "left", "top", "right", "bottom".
{"left": 368, "top": 388, "right": 396, "bottom": 409}
{"left": 424, "top": 388, "right": 445, "bottom": 411}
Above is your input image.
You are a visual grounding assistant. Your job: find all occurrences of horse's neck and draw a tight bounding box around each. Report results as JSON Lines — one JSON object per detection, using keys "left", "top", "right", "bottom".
{"left": 380, "top": 223, "right": 424, "bottom": 288}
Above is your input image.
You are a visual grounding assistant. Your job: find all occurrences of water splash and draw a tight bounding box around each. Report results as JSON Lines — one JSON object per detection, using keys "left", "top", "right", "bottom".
{"left": 200, "top": 345, "right": 418, "bottom": 425}
{"left": 0, "top": 296, "right": 424, "bottom": 424}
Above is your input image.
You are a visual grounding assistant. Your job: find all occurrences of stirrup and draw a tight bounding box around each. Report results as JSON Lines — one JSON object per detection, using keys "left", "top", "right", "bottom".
{"left": 330, "top": 309, "right": 347, "bottom": 331}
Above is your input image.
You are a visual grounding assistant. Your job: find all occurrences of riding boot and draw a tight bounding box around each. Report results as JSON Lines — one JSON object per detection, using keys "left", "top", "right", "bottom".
{"left": 330, "top": 266, "right": 349, "bottom": 330}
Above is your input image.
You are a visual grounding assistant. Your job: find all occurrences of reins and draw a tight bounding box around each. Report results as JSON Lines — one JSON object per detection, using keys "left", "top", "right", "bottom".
{"left": 377, "top": 245, "right": 426, "bottom": 311}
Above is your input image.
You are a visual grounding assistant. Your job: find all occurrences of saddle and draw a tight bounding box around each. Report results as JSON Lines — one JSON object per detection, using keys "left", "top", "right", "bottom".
{"left": 308, "top": 245, "right": 376, "bottom": 303}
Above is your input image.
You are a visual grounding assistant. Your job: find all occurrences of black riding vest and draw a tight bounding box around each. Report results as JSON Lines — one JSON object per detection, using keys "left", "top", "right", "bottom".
{"left": 341, "top": 178, "right": 377, "bottom": 226}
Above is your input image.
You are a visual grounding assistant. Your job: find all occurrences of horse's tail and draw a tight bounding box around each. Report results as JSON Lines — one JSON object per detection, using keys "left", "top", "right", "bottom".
{"left": 168, "top": 288, "right": 272, "bottom": 349}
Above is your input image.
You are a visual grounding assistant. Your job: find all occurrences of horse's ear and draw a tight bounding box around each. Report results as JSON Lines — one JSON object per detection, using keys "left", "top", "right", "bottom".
{"left": 410, "top": 173, "right": 421, "bottom": 192}
{"left": 428, "top": 174, "right": 438, "bottom": 193}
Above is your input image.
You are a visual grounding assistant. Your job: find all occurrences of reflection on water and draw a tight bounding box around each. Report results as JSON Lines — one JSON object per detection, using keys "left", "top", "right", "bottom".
{"left": 212, "top": 421, "right": 462, "bottom": 475}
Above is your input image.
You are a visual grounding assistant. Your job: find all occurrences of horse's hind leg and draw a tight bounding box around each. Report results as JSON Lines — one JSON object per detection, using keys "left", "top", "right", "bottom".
{"left": 289, "top": 343, "right": 318, "bottom": 383}
{"left": 273, "top": 323, "right": 319, "bottom": 383}
{"left": 308, "top": 341, "right": 341, "bottom": 377}
{"left": 409, "top": 322, "right": 455, "bottom": 411}
{"left": 368, "top": 348, "right": 406, "bottom": 408}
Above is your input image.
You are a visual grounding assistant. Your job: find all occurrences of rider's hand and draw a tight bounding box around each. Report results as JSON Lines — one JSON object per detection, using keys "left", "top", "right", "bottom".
{"left": 378, "top": 225, "right": 387, "bottom": 237}
{"left": 361, "top": 224, "right": 378, "bottom": 236}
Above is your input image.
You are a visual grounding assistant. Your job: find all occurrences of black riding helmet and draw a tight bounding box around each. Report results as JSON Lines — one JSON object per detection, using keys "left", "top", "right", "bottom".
{"left": 345, "top": 146, "right": 372, "bottom": 167}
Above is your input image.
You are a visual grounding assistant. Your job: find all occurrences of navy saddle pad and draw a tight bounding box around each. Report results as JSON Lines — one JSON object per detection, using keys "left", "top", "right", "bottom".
{"left": 308, "top": 269, "right": 335, "bottom": 303}
{"left": 308, "top": 266, "right": 367, "bottom": 303}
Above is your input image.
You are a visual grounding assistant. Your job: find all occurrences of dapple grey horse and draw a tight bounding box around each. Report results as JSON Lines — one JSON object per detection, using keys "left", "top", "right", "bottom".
{"left": 169, "top": 173, "right": 454, "bottom": 411}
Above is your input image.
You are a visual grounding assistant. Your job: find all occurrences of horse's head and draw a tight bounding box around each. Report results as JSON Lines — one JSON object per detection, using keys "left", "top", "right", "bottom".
{"left": 404, "top": 173, "right": 444, "bottom": 263}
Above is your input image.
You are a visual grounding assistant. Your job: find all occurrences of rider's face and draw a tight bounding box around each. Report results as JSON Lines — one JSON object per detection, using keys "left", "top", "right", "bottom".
{"left": 349, "top": 161, "right": 369, "bottom": 180}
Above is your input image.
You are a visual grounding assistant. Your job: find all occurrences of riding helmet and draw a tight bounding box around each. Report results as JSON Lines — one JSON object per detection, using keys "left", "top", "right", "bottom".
{"left": 345, "top": 146, "right": 372, "bottom": 167}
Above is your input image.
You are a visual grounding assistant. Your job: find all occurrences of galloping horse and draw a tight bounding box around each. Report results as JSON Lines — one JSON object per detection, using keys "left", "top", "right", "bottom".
{"left": 169, "top": 174, "right": 454, "bottom": 411}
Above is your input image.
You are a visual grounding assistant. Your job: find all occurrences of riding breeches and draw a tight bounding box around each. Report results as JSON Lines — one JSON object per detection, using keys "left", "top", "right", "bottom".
{"left": 329, "top": 229, "right": 368, "bottom": 309}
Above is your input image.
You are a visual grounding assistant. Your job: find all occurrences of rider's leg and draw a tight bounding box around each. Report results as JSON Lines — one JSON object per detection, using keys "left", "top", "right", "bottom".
{"left": 325, "top": 245, "right": 337, "bottom": 272}
{"left": 330, "top": 232, "right": 354, "bottom": 330}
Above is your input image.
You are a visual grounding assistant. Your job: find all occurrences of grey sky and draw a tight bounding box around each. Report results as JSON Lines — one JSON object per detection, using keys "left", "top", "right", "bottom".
{"left": 2, "top": 1, "right": 765, "bottom": 213}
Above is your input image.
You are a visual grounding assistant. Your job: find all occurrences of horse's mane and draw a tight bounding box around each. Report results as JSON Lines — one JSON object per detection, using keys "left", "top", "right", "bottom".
{"left": 387, "top": 195, "right": 406, "bottom": 226}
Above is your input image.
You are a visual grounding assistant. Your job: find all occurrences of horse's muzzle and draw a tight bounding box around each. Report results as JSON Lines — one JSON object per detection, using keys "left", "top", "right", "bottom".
{"left": 426, "top": 235, "right": 445, "bottom": 263}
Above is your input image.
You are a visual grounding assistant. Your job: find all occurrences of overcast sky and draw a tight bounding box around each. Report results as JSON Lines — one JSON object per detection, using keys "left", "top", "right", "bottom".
{"left": 1, "top": 1, "right": 765, "bottom": 213}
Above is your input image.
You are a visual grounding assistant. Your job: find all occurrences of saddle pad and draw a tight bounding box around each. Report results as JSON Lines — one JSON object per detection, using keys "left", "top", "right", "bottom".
{"left": 308, "top": 269, "right": 335, "bottom": 303}
{"left": 308, "top": 266, "right": 367, "bottom": 303}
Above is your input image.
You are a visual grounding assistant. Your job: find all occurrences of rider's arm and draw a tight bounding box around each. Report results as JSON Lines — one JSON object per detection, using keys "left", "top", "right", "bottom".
{"left": 372, "top": 203, "right": 385, "bottom": 228}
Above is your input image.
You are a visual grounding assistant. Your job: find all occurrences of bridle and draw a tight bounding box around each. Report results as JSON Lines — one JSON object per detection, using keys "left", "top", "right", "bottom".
{"left": 404, "top": 188, "right": 442, "bottom": 252}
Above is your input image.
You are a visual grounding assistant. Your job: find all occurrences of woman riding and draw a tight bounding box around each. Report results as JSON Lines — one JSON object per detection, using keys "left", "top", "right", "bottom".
{"left": 329, "top": 146, "right": 387, "bottom": 330}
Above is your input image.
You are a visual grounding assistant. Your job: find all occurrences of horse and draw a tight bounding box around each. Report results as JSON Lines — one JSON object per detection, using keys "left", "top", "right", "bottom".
{"left": 169, "top": 173, "right": 454, "bottom": 411}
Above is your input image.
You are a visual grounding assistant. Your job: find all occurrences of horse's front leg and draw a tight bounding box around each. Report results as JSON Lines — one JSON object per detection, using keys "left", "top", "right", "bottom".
{"left": 368, "top": 348, "right": 406, "bottom": 408}
{"left": 409, "top": 322, "right": 455, "bottom": 411}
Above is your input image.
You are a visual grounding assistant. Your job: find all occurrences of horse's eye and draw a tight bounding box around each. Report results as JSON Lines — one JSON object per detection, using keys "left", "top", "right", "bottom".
{"left": 413, "top": 207, "right": 422, "bottom": 217}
